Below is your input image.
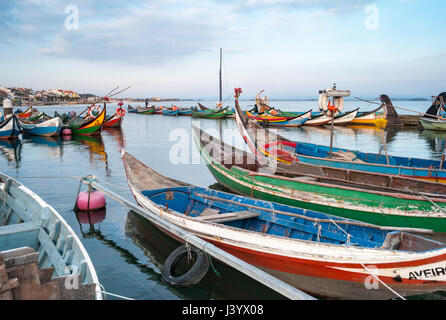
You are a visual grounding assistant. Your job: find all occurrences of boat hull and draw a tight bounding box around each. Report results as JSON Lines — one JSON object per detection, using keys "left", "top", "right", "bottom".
{"left": 122, "top": 151, "right": 446, "bottom": 300}
{"left": 103, "top": 114, "right": 123, "bottom": 128}
{"left": 420, "top": 118, "right": 446, "bottom": 131}
{"left": 69, "top": 106, "right": 106, "bottom": 136}
{"left": 0, "top": 116, "right": 20, "bottom": 140}
{"left": 0, "top": 172, "right": 101, "bottom": 299}
{"left": 349, "top": 105, "right": 387, "bottom": 127}
{"left": 20, "top": 117, "right": 63, "bottom": 137}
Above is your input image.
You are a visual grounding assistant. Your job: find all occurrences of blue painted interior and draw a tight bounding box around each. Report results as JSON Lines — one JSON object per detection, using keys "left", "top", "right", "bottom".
{"left": 294, "top": 141, "right": 444, "bottom": 169}
{"left": 142, "top": 186, "right": 389, "bottom": 248}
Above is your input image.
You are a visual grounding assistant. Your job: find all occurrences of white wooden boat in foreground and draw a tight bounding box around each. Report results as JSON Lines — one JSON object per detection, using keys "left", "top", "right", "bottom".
{"left": 0, "top": 172, "right": 101, "bottom": 299}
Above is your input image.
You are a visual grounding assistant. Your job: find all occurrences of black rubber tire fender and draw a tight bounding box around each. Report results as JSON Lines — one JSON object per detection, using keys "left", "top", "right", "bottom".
{"left": 161, "top": 245, "right": 210, "bottom": 286}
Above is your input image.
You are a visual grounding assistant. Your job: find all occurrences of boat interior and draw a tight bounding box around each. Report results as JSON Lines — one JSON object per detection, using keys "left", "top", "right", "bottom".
{"left": 141, "top": 186, "right": 445, "bottom": 253}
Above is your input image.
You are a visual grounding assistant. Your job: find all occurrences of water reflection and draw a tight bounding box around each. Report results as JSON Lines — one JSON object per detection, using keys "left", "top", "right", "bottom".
{"left": 0, "top": 139, "right": 22, "bottom": 167}
{"left": 22, "top": 134, "right": 64, "bottom": 159}
{"left": 67, "top": 134, "right": 109, "bottom": 174}
{"left": 103, "top": 128, "right": 126, "bottom": 150}
{"left": 124, "top": 210, "right": 284, "bottom": 300}
{"left": 74, "top": 209, "right": 188, "bottom": 300}
{"left": 419, "top": 130, "right": 446, "bottom": 157}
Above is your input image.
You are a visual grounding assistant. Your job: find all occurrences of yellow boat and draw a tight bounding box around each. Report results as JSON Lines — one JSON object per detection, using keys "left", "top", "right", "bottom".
{"left": 348, "top": 105, "right": 387, "bottom": 127}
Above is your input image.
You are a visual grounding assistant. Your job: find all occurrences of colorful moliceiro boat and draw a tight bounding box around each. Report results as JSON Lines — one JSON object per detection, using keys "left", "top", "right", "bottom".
{"left": 103, "top": 107, "right": 125, "bottom": 128}
{"left": 193, "top": 125, "right": 446, "bottom": 232}
{"left": 67, "top": 105, "right": 106, "bottom": 135}
{"left": 0, "top": 172, "right": 101, "bottom": 299}
{"left": 0, "top": 115, "right": 20, "bottom": 140}
{"left": 122, "top": 149, "right": 446, "bottom": 300}
{"left": 419, "top": 92, "right": 446, "bottom": 131}
{"left": 179, "top": 108, "right": 193, "bottom": 116}
{"left": 136, "top": 106, "right": 155, "bottom": 114}
{"left": 192, "top": 106, "right": 231, "bottom": 119}
{"left": 15, "top": 106, "right": 33, "bottom": 119}
{"left": 19, "top": 115, "right": 64, "bottom": 136}
{"left": 349, "top": 105, "right": 387, "bottom": 127}
{"left": 245, "top": 110, "right": 311, "bottom": 127}
{"left": 233, "top": 95, "right": 446, "bottom": 183}
{"left": 162, "top": 107, "right": 179, "bottom": 116}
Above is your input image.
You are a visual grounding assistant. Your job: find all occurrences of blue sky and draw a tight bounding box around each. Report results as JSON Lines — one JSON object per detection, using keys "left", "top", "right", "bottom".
{"left": 0, "top": 0, "right": 445, "bottom": 99}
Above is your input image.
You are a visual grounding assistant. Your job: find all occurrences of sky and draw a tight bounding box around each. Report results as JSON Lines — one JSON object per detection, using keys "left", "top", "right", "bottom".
{"left": 0, "top": 0, "right": 445, "bottom": 99}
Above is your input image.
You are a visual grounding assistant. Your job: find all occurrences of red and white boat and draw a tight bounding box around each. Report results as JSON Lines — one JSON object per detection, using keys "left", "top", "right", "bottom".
{"left": 122, "top": 148, "right": 446, "bottom": 300}
{"left": 103, "top": 106, "right": 125, "bottom": 128}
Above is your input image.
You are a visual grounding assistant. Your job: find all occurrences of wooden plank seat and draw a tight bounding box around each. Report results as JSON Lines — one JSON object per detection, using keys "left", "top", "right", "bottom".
{"left": 194, "top": 210, "right": 260, "bottom": 223}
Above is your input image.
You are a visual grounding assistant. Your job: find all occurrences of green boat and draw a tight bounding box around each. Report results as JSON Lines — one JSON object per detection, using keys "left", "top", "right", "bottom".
{"left": 191, "top": 106, "right": 231, "bottom": 119}
{"left": 67, "top": 105, "right": 106, "bottom": 136}
{"left": 192, "top": 125, "right": 446, "bottom": 233}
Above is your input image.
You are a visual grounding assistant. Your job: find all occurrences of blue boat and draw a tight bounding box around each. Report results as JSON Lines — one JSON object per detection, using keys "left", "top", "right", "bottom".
{"left": 234, "top": 91, "right": 446, "bottom": 183}
{"left": 127, "top": 105, "right": 138, "bottom": 113}
{"left": 178, "top": 108, "right": 192, "bottom": 116}
{"left": 0, "top": 172, "right": 101, "bottom": 299}
{"left": 0, "top": 115, "right": 20, "bottom": 140}
{"left": 19, "top": 114, "right": 63, "bottom": 137}
{"left": 162, "top": 108, "right": 180, "bottom": 116}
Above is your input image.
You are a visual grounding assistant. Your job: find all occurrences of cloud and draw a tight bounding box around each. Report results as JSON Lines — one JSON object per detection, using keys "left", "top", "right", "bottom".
{"left": 1, "top": 0, "right": 377, "bottom": 64}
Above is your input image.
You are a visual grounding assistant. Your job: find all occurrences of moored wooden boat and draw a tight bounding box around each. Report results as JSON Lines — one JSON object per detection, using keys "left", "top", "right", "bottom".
{"left": 193, "top": 125, "right": 446, "bottom": 232}
{"left": 122, "top": 149, "right": 446, "bottom": 300}
{"left": 332, "top": 108, "right": 359, "bottom": 125}
{"left": 246, "top": 110, "right": 311, "bottom": 127}
{"left": 162, "top": 107, "right": 179, "bottom": 116}
{"left": 18, "top": 114, "right": 64, "bottom": 137}
{"left": 136, "top": 106, "right": 155, "bottom": 115}
{"left": 67, "top": 105, "right": 106, "bottom": 136}
{"left": 419, "top": 93, "right": 446, "bottom": 131}
{"left": 233, "top": 92, "right": 446, "bottom": 183}
{"left": 178, "top": 108, "right": 193, "bottom": 116}
{"left": 420, "top": 118, "right": 446, "bottom": 131}
{"left": 103, "top": 107, "right": 125, "bottom": 128}
{"left": 0, "top": 172, "right": 101, "bottom": 299}
{"left": 192, "top": 106, "right": 231, "bottom": 119}
{"left": 16, "top": 107, "right": 33, "bottom": 119}
{"left": 349, "top": 105, "right": 387, "bottom": 127}
{"left": 127, "top": 105, "right": 137, "bottom": 113}
{"left": 304, "top": 112, "right": 332, "bottom": 126}
{"left": 0, "top": 115, "right": 20, "bottom": 140}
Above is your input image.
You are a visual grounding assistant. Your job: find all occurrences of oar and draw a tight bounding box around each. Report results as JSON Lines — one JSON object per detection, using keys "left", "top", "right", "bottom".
{"left": 77, "top": 86, "right": 121, "bottom": 118}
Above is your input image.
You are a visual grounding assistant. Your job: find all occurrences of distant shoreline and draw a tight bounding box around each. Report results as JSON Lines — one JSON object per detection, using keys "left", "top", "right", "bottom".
{"left": 18, "top": 97, "right": 429, "bottom": 107}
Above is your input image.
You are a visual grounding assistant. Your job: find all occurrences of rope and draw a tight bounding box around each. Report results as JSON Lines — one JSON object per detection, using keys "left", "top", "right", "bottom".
{"left": 98, "top": 283, "right": 134, "bottom": 300}
{"left": 359, "top": 263, "right": 406, "bottom": 300}
{"left": 331, "top": 222, "right": 406, "bottom": 300}
{"left": 355, "top": 97, "right": 439, "bottom": 119}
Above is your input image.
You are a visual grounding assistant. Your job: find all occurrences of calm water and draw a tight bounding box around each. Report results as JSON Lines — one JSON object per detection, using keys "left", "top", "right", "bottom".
{"left": 2, "top": 99, "right": 446, "bottom": 300}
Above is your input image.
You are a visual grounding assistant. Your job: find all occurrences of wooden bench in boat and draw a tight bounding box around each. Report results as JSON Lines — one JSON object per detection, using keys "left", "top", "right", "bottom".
{"left": 194, "top": 208, "right": 260, "bottom": 223}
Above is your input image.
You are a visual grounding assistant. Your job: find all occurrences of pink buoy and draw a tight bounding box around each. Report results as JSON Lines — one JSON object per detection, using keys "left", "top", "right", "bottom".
{"left": 76, "top": 190, "right": 106, "bottom": 211}
{"left": 62, "top": 128, "right": 72, "bottom": 135}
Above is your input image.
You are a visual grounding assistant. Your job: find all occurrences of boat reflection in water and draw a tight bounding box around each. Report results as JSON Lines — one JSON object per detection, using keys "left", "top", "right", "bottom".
{"left": 22, "top": 133, "right": 64, "bottom": 159}
{"left": 420, "top": 130, "right": 446, "bottom": 158}
{"left": 66, "top": 134, "right": 110, "bottom": 174}
{"left": 125, "top": 210, "right": 283, "bottom": 300}
{"left": 0, "top": 138, "right": 22, "bottom": 167}
{"left": 103, "top": 127, "right": 126, "bottom": 150}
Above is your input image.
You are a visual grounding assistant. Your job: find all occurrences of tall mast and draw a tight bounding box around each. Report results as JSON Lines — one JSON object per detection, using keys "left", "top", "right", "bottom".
{"left": 219, "top": 48, "right": 222, "bottom": 104}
